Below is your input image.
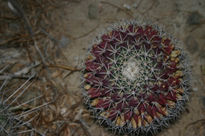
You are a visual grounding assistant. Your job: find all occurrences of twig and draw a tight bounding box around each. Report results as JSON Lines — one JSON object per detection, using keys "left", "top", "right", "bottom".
{"left": 0, "top": 36, "right": 20, "bottom": 46}
{"left": 14, "top": 61, "right": 40, "bottom": 76}
{"left": 133, "top": 0, "right": 143, "bottom": 9}
{"left": 8, "top": 0, "right": 47, "bottom": 65}
{"left": 47, "top": 64, "right": 81, "bottom": 72}
{"left": 183, "top": 119, "right": 205, "bottom": 136}
{"left": 76, "top": 119, "right": 92, "bottom": 136}
{"left": 0, "top": 16, "right": 18, "bottom": 20}
{"left": 0, "top": 74, "right": 37, "bottom": 80}
{"left": 63, "top": 71, "right": 74, "bottom": 79}
{"left": 40, "top": 28, "right": 66, "bottom": 45}
{"left": 0, "top": 64, "right": 10, "bottom": 74}
{"left": 184, "top": 119, "right": 205, "bottom": 130}
{"left": 100, "top": 1, "right": 133, "bottom": 18}
{"left": 74, "top": 23, "right": 100, "bottom": 39}
{"left": 141, "top": 0, "right": 156, "bottom": 15}
{"left": 0, "top": 32, "right": 44, "bottom": 46}
{"left": 33, "top": 40, "right": 46, "bottom": 64}
{"left": 0, "top": 61, "right": 40, "bottom": 80}
{"left": 8, "top": 0, "right": 33, "bottom": 35}
{"left": 190, "top": 20, "right": 205, "bottom": 32}
{"left": 39, "top": 28, "right": 71, "bottom": 63}
{"left": 14, "top": 117, "right": 46, "bottom": 136}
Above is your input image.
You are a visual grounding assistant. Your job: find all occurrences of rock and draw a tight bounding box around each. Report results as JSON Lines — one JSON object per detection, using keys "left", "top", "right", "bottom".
{"left": 198, "top": 48, "right": 205, "bottom": 67}
{"left": 202, "top": 97, "right": 205, "bottom": 108}
{"left": 88, "top": 3, "right": 98, "bottom": 20}
{"left": 186, "top": 11, "right": 203, "bottom": 26}
{"left": 201, "top": 65, "right": 205, "bottom": 75}
{"left": 59, "top": 35, "right": 69, "bottom": 48}
{"left": 123, "top": 4, "right": 131, "bottom": 10}
{"left": 184, "top": 35, "right": 199, "bottom": 54}
{"left": 199, "top": 49, "right": 205, "bottom": 60}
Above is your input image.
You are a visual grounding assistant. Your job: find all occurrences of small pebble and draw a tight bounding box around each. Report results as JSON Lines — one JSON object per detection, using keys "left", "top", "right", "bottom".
{"left": 59, "top": 35, "right": 69, "bottom": 48}
{"left": 199, "top": 49, "right": 205, "bottom": 65}
{"left": 123, "top": 4, "right": 131, "bottom": 10}
{"left": 74, "top": 109, "right": 83, "bottom": 121}
{"left": 132, "top": 3, "right": 138, "bottom": 8}
{"left": 199, "top": 50, "right": 205, "bottom": 60}
{"left": 60, "top": 107, "right": 68, "bottom": 117}
{"left": 184, "top": 35, "right": 199, "bottom": 54}
{"left": 201, "top": 97, "right": 205, "bottom": 109}
{"left": 186, "top": 11, "right": 203, "bottom": 26}
{"left": 201, "top": 65, "right": 205, "bottom": 75}
{"left": 88, "top": 3, "right": 98, "bottom": 20}
{"left": 192, "top": 87, "right": 198, "bottom": 92}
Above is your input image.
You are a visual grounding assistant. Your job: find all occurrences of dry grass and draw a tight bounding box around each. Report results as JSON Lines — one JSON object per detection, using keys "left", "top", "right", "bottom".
{"left": 0, "top": 0, "right": 88, "bottom": 135}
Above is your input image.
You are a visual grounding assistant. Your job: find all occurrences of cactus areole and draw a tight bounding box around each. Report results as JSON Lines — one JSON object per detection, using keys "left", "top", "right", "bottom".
{"left": 83, "top": 21, "right": 190, "bottom": 135}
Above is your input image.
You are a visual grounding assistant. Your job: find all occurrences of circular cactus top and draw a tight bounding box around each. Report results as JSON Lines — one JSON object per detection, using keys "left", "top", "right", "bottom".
{"left": 82, "top": 21, "right": 190, "bottom": 135}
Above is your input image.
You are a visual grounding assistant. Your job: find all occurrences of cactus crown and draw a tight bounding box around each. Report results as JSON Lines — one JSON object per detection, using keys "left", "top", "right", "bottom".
{"left": 82, "top": 20, "right": 190, "bottom": 135}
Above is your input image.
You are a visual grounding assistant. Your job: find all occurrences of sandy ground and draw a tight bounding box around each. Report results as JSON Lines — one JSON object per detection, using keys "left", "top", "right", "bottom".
{"left": 1, "top": 0, "right": 205, "bottom": 136}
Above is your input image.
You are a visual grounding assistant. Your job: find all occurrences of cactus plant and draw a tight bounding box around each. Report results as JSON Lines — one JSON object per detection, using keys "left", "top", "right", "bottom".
{"left": 82, "top": 21, "right": 191, "bottom": 135}
{"left": 0, "top": 75, "right": 47, "bottom": 136}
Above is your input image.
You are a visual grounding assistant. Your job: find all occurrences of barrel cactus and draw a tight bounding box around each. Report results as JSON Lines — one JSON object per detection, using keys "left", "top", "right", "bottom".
{"left": 82, "top": 20, "right": 190, "bottom": 135}
{"left": 0, "top": 75, "right": 45, "bottom": 136}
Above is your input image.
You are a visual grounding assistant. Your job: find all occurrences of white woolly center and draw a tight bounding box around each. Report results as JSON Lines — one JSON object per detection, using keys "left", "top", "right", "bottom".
{"left": 122, "top": 58, "right": 140, "bottom": 81}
